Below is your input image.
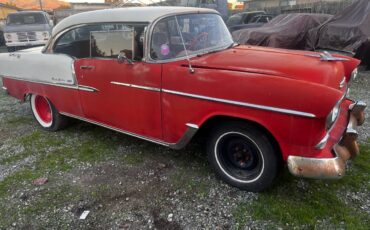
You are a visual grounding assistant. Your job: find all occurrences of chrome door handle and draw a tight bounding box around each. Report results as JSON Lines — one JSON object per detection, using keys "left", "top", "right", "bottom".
{"left": 80, "top": 65, "right": 95, "bottom": 70}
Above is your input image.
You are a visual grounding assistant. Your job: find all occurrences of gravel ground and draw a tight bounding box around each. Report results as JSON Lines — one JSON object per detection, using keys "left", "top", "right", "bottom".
{"left": 350, "top": 70, "right": 370, "bottom": 143}
{"left": 0, "top": 47, "right": 369, "bottom": 229}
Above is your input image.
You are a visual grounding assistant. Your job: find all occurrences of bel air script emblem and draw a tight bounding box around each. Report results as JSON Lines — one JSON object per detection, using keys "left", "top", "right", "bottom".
{"left": 52, "top": 77, "right": 69, "bottom": 84}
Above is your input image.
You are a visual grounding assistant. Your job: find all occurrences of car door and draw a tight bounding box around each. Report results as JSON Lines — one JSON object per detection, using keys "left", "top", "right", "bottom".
{"left": 55, "top": 23, "right": 163, "bottom": 139}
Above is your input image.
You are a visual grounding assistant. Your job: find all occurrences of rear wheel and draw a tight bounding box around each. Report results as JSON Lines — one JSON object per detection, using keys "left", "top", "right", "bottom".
{"left": 30, "top": 94, "right": 68, "bottom": 131}
{"left": 207, "top": 122, "right": 279, "bottom": 192}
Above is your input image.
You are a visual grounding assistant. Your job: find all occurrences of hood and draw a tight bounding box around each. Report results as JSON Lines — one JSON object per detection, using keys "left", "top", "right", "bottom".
{"left": 191, "top": 45, "right": 348, "bottom": 89}
{"left": 4, "top": 24, "right": 51, "bottom": 33}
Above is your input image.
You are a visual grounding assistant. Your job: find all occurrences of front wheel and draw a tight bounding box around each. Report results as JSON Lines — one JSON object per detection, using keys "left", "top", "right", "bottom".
{"left": 207, "top": 122, "right": 279, "bottom": 192}
{"left": 30, "top": 94, "right": 68, "bottom": 131}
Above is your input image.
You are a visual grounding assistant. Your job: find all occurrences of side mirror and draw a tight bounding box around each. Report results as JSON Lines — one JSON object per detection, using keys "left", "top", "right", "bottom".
{"left": 49, "top": 20, "right": 54, "bottom": 27}
{"left": 118, "top": 50, "right": 133, "bottom": 64}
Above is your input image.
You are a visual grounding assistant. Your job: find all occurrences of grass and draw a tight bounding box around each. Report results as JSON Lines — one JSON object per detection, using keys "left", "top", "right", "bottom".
{"left": 0, "top": 126, "right": 122, "bottom": 200}
{"left": 122, "top": 153, "right": 145, "bottom": 165}
{"left": 170, "top": 166, "right": 211, "bottom": 198}
{"left": 4, "top": 116, "right": 34, "bottom": 127}
{"left": 0, "top": 181, "right": 84, "bottom": 228}
{"left": 233, "top": 143, "right": 370, "bottom": 229}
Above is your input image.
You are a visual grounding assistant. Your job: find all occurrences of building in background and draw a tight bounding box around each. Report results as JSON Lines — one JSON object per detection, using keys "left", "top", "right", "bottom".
{"left": 0, "top": 3, "right": 18, "bottom": 20}
{"left": 243, "top": 0, "right": 356, "bottom": 14}
{"left": 54, "top": 2, "right": 113, "bottom": 24}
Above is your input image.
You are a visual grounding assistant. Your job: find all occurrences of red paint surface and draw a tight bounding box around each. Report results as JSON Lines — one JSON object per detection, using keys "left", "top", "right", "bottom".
{"left": 74, "top": 59, "right": 163, "bottom": 139}
{"left": 2, "top": 45, "right": 360, "bottom": 161}
{"left": 35, "top": 95, "right": 52, "bottom": 123}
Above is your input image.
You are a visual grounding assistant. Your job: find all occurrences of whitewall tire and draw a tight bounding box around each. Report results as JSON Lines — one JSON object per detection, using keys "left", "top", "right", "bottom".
{"left": 30, "top": 94, "right": 68, "bottom": 131}
{"left": 207, "top": 122, "right": 279, "bottom": 192}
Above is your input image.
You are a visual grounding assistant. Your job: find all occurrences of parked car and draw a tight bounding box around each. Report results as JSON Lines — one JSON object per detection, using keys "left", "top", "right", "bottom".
{"left": 0, "top": 7, "right": 366, "bottom": 192}
{"left": 3, "top": 11, "right": 53, "bottom": 52}
{"left": 228, "top": 14, "right": 274, "bottom": 33}
{"left": 226, "top": 11, "right": 266, "bottom": 27}
{"left": 233, "top": 13, "right": 332, "bottom": 50}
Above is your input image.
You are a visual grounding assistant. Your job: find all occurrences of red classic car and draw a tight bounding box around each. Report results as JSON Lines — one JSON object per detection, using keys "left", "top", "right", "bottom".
{"left": 0, "top": 7, "right": 366, "bottom": 192}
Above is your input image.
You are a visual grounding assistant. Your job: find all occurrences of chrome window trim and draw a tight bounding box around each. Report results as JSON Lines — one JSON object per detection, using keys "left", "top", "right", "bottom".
{"left": 47, "top": 22, "right": 149, "bottom": 55}
{"left": 162, "top": 89, "right": 316, "bottom": 118}
{"left": 60, "top": 111, "right": 198, "bottom": 150}
{"left": 111, "top": 81, "right": 160, "bottom": 92}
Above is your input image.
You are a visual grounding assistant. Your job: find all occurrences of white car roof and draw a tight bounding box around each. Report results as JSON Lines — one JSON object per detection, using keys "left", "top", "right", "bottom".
{"left": 52, "top": 6, "right": 218, "bottom": 36}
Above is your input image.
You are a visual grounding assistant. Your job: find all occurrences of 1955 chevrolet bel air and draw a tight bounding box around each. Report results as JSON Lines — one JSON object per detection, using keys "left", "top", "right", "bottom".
{"left": 0, "top": 7, "right": 366, "bottom": 192}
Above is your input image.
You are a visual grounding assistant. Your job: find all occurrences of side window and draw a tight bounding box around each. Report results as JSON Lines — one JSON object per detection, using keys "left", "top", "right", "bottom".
{"left": 53, "top": 23, "right": 145, "bottom": 60}
{"left": 54, "top": 25, "right": 102, "bottom": 58}
{"left": 91, "top": 30, "right": 134, "bottom": 59}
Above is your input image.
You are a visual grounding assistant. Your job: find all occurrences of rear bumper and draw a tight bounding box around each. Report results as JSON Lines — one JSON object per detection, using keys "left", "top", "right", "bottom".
{"left": 287, "top": 100, "right": 366, "bottom": 179}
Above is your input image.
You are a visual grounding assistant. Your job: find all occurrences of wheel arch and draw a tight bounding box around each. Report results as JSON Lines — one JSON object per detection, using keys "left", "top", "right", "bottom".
{"left": 195, "top": 115, "right": 283, "bottom": 162}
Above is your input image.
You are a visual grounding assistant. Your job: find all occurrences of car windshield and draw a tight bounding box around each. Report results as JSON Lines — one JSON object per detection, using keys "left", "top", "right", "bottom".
{"left": 150, "top": 13, "right": 233, "bottom": 61}
{"left": 7, "top": 13, "right": 46, "bottom": 25}
{"left": 226, "top": 14, "right": 242, "bottom": 26}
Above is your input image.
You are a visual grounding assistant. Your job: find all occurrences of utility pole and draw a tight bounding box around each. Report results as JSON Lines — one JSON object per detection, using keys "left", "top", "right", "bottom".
{"left": 38, "top": 0, "right": 43, "bottom": 10}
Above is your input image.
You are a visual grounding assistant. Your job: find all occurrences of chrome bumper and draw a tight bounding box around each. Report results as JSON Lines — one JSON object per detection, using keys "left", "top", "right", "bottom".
{"left": 288, "top": 101, "right": 366, "bottom": 179}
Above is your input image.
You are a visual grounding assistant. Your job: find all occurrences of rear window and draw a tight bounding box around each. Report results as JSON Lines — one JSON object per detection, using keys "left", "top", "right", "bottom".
{"left": 7, "top": 13, "right": 46, "bottom": 25}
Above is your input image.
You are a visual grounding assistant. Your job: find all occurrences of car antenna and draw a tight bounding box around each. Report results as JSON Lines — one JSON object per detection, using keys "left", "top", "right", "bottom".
{"left": 175, "top": 16, "right": 195, "bottom": 74}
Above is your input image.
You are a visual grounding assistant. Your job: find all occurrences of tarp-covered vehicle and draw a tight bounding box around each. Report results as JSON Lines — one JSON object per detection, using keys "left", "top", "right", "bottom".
{"left": 233, "top": 13, "right": 332, "bottom": 50}
{"left": 307, "top": 0, "right": 370, "bottom": 67}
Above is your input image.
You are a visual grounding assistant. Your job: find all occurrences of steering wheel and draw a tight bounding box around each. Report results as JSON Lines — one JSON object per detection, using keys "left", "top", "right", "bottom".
{"left": 189, "top": 32, "right": 209, "bottom": 50}
{"left": 181, "top": 32, "right": 193, "bottom": 43}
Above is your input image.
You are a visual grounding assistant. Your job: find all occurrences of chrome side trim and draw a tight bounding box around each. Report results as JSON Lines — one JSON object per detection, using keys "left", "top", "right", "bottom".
{"left": 111, "top": 81, "right": 160, "bottom": 92}
{"left": 315, "top": 133, "right": 330, "bottom": 150}
{"left": 3, "top": 76, "right": 78, "bottom": 90}
{"left": 169, "top": 123, "right": 199, "bottom": 150}
{"left": 2, "top": 76, "right": 98, "bottom": 92}
{"left": 162, "top": 89, "right": 316, "bottom": 118}
{"left": 78, "top": 85, "right": 99, "bottom": 92}
{"left": 60, "top": 112, "right": 198, "bottom": 149}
